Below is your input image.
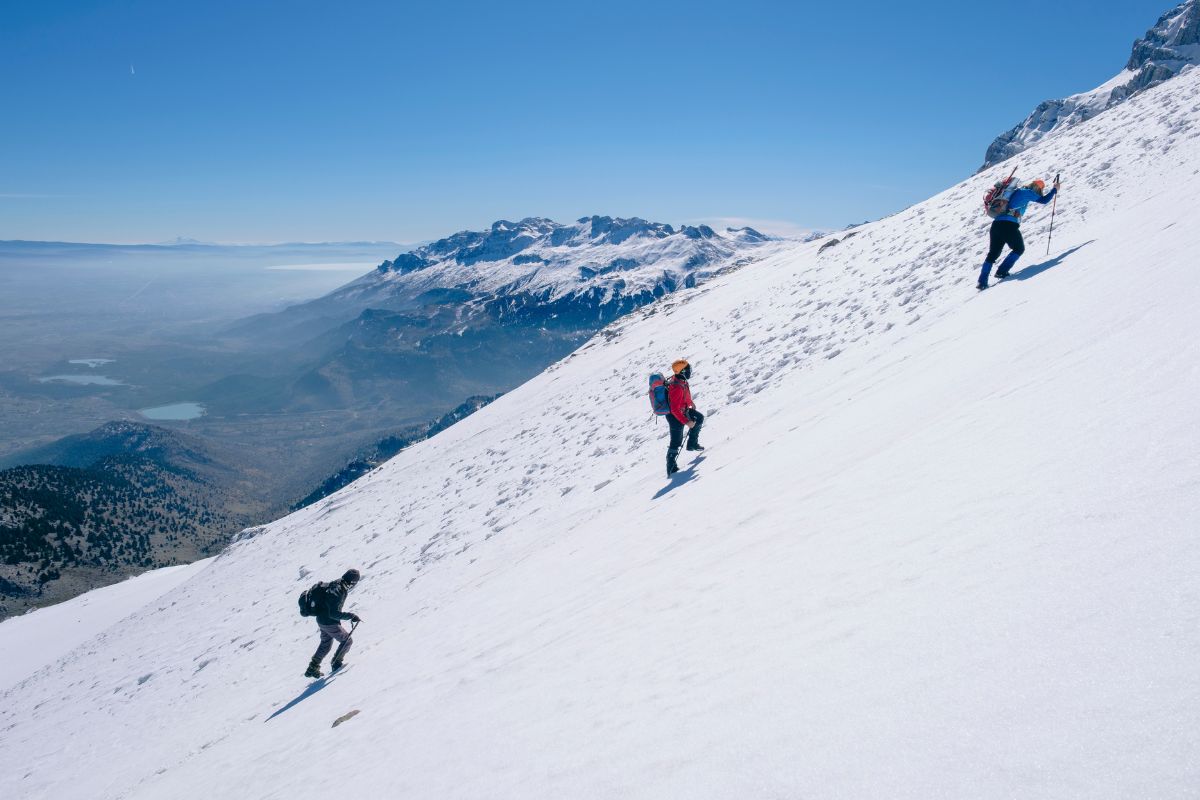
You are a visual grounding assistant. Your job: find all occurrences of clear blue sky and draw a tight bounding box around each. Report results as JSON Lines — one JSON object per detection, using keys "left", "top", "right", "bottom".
{"left": 0, "top": 0, "right": 1176, "bottom": 243}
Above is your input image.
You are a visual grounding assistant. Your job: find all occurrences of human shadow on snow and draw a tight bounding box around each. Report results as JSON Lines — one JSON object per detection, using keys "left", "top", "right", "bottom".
{"left": 1010, "top": 240, "right": 1094, "bottom": 282}
{"left": 265, "top": 672, "right": 341, "bottom": 721}
{"left": 652, "top": 455, "right": 705, "bottom": 500}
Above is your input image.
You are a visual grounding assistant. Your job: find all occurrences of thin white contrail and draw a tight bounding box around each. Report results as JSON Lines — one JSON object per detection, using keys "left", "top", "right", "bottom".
{"left": 123, "top": 280, "right": 153, "bottom": 302}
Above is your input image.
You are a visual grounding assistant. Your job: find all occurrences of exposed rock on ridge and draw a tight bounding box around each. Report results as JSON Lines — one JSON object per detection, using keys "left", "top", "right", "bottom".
{"left": 981, "top": 1, "right": 1199, "bottom": 170}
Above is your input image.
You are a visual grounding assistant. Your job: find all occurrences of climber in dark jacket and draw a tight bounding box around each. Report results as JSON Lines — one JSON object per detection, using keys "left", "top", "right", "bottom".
{"left": 978, "top": 176, "right": 1059, "bottom": 289}
{"left": 305, "top": 568, "right": 362, "bottom": 678}
{"left": 665, "top": 359, "right": 704, "bottom": 477}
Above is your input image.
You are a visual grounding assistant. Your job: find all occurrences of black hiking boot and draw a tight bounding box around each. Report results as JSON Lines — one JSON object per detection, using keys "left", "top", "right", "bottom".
{"left": 305, "top": 659, "right": 323, "bottom": 679}
{"left": 330, "top": 658, "right": 346, "bottom": 672}
{"left": 995, "top": 269, "right": 1010, "bottom": 280}
{"left": 976, "top": 280, "right": 988, "bottom": 291}
{"left": 666, "top": 452, "right": 680, "bottom": 477}
{"left": 685, "top": 442, "right": 704, "bottom": 451}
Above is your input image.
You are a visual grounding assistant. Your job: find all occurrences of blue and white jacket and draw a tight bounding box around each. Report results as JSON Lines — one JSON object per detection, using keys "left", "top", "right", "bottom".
{"left": 997, "top": 186, "right": 1057, "bottom": 224}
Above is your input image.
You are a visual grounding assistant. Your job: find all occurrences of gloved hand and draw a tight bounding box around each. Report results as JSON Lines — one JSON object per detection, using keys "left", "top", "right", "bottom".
{"left": 348, "top": 613, "right": 361, "bottom": 623}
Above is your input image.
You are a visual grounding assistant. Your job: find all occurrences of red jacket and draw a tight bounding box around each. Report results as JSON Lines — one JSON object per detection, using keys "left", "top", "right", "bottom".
{"left": 667, "top": 378, "right": 694, "bottom": 424}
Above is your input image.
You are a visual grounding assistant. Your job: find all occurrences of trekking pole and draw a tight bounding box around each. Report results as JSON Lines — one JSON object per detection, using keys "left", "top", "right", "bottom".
{"left": 1046, "top": 173, "right": 1060, "bottom": 255}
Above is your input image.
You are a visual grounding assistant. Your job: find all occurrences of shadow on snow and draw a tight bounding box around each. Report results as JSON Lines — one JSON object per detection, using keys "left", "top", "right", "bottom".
{"left": 1010, "top": 240, "right": 1095, "bottom": 282}
{"left": 653, "top": 455, "right": 705, "bottom": 500}
{"left": 266, "top": 673, "right": 341, "bottom": 722}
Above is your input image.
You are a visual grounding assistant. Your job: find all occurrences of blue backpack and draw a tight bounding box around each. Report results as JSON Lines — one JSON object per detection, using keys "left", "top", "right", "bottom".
{"left": 648, "top": 373, "right": 672, "bottom": 416}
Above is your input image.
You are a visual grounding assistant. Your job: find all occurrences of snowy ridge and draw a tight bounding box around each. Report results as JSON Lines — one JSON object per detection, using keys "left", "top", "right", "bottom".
{"left": 982, "top": 0, "right": 1200, "bottom": 169}
{"left": 331, "top": 215, "right": 774, "bottom": 311}
{"left": 3, "top": 64, "right": 1200, "bottom": 800}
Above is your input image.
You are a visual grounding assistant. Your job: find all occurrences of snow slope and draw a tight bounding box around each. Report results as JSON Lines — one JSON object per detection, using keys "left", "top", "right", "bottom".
{"left": 0, "top": 560, "right": 211, "bottom": 692}
{"left": 3, "top": 64, "right": 1200, "bottom": 800}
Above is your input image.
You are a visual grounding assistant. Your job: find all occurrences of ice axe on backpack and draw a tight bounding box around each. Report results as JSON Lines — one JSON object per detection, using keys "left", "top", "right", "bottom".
{"left": 1046, "top": 173, "right": 1060, "bottom": 255}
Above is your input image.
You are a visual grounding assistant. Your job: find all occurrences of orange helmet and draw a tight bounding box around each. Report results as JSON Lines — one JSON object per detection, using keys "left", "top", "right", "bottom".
{"left": 671, "top": 359, "right": 690, "bottom": 375}
{"left": 1029, "top": 179, "right": 1046, "bottom": 193}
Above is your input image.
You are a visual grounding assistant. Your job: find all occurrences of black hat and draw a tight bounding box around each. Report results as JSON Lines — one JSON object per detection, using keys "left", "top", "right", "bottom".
{"left": 342, "top": 568, "right": 361, "bottom": 585}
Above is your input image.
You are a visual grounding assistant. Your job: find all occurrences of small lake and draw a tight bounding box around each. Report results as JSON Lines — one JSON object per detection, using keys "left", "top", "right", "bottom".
{"left": 69, "top": 358, "right": 115, "bottom": 368}
{"left": 139, "top": 402, "right": 206, "bottom": 421}
{"left": 39, "top": 374, "right": 126, "bottom": 386}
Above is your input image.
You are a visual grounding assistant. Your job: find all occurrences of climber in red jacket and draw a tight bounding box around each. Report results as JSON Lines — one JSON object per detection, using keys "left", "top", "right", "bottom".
{"left": 665, "top": 359, "right": 704, "bottom": 477}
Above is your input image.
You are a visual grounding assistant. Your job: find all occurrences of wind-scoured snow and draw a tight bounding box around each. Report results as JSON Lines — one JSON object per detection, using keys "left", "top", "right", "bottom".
{"left": 3, "top": 60, "right": 1200, "bottom": 800}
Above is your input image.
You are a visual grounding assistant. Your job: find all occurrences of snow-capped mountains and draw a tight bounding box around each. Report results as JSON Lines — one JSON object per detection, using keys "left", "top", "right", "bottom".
{"left": 223, "top": 216, "right": 779, "bottom": 417}
{"left": 982, "top": 0, "right": 1200, "bottom": 169}
{"left": 3, "top": 44, "right": 1198, "bottom": 800}
{"left": 368, "top": 216, "right": 770, "bottom": 302}
{"left": 248, "top": 215, "right": 775, "bottom": 341}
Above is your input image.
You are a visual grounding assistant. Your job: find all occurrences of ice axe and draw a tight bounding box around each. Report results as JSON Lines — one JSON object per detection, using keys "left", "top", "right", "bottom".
{"left": 333, "top": 620, "right": 359, "bottom": 667}
{"left": 1046, "top": 173, "right": 1060, "bottom": 255}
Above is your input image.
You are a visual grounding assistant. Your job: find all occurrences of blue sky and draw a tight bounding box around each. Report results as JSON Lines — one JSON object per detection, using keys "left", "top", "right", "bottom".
{"left": 0, "top": 0, "right": 1177, "bottom": 243}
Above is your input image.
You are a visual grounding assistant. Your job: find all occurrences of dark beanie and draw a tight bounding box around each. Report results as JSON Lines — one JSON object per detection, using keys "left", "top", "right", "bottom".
{"left": 342, "top": 568, "right": 361, "bottom": 584}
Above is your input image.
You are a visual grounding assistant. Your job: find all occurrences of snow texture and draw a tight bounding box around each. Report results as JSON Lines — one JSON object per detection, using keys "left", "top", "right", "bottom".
{"left": 0, "top": 560, "right": 210, "bottom": 692}
{"left": 3, "top": 59, "right": 1200, "bottom": 800}
{"left": 982, "top": 0, "right": 1200, "bottom": 169}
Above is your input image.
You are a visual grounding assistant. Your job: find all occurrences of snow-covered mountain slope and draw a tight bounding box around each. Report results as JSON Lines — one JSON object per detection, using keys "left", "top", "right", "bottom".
{"left": 982, "top": 0, "right": 1200, "bottom": 169}
{"left": 0, "top": 560, "right": 211, "bottom": 691}
{"left": 339, "top": 216, "right": 771, "bottom": 310}
{"left": 220, "top": 216, "right": 781, "bottom": 417}
{"left": 236, "top": 216, "right": 777, "bottom": 346}
{"left": 4, "top": 65, "right": 1200, "bottom": 800}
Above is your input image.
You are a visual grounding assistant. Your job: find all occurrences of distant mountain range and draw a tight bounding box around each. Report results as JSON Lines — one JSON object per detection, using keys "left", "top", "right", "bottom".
{"left": 236, "top": 215, "right": 772, "bottom": 343}
{"left": 214, "top": 216, "right": 778, "bottom": 418}
{"left": 982, "top": 0, "right": 1200, "bottom": 169}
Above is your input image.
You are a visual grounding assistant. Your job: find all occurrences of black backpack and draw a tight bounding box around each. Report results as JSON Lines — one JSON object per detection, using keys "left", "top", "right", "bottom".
{"left": 298, "top": 581, "right": 330, "bottom": 617}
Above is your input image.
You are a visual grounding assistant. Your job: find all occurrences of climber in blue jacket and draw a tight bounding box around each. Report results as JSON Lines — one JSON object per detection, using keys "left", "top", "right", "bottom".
{"left": 978, "top": 176, "right": 1059, "bottom": 289}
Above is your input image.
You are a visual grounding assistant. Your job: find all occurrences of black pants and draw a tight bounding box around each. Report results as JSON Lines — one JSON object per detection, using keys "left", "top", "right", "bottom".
{"left": 985, "top": 219, "right": 1025, "bottom": 263}
{"left": 666, "top": 409, "right": 704, "bottom": 454}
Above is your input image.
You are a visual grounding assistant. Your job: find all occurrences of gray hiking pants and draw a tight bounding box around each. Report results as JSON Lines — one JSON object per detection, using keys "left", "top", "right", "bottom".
{"left": 312, "top": 622, "right": 352, "bottom": 664}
